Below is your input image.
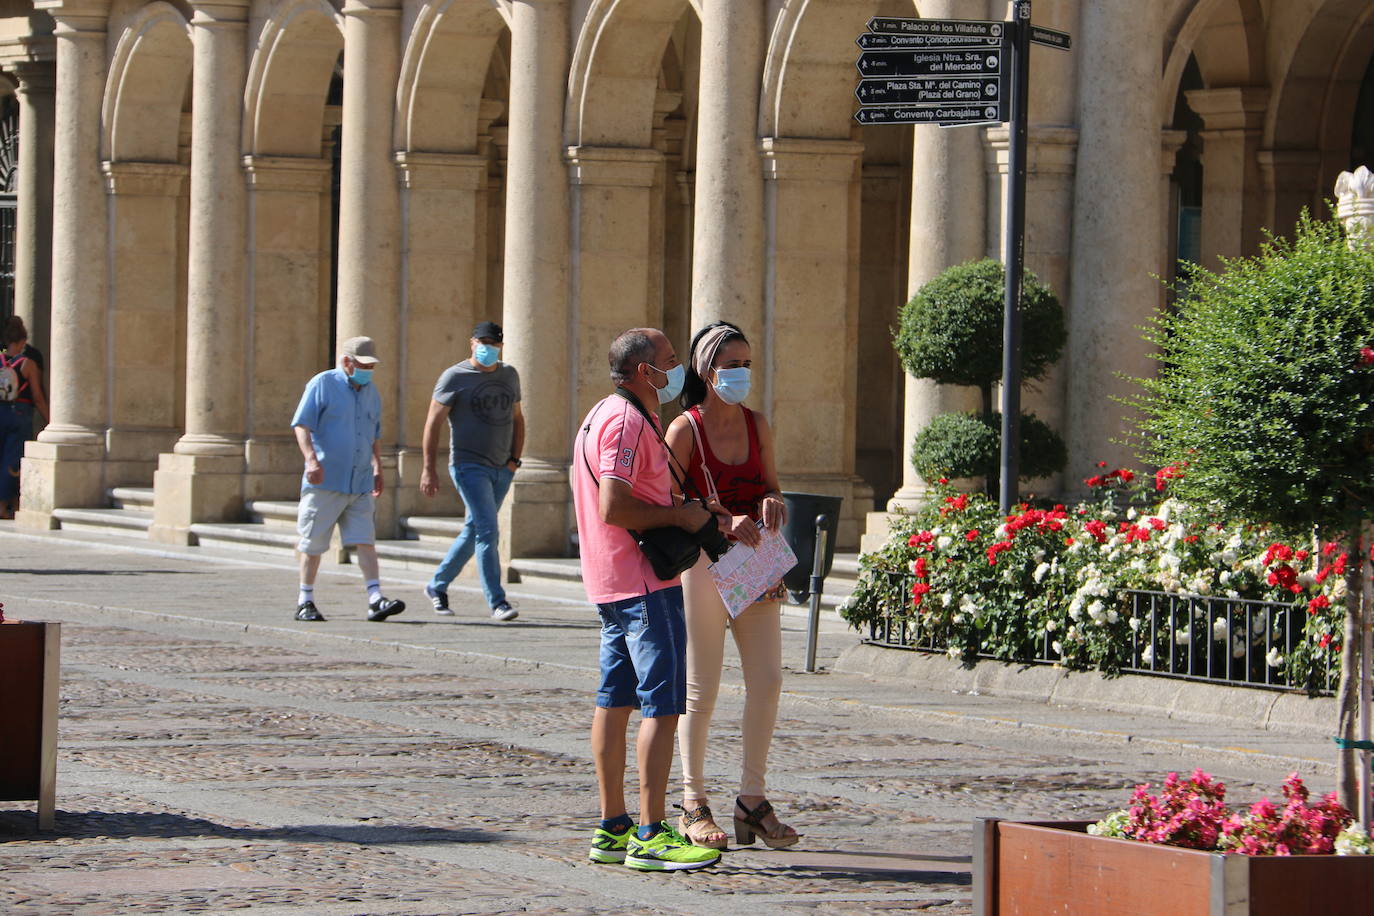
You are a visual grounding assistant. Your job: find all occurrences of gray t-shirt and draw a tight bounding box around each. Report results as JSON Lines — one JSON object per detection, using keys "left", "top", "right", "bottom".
{"left": 433, "top": 361, "right": 521, "bottom": 468}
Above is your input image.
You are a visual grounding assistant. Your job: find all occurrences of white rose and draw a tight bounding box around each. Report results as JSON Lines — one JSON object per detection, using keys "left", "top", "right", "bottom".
{"left": 1266, "top": 648, "right": 1284, "bottom": 668}
{"left": 1174, "top": 628, "right": 1191, "bottom": 646}
{"left": 1128, "top": 617, "right": 1141, "bottom": 631}
{"left": 937, "top": 535, "right": 953, "bottom": 550}
{"left": 1033, "top": 562, "right": 1050, "bottom": 583}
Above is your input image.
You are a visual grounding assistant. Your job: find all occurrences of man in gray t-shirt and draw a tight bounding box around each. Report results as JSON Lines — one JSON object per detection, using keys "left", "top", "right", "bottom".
{"left": 420, "top": 321, "right": 525, "bottom": 621}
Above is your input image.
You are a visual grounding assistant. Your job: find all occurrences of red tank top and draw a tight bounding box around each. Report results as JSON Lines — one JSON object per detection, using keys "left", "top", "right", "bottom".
{"left": 685, "top": 406, "right": 769, "bottom": 521}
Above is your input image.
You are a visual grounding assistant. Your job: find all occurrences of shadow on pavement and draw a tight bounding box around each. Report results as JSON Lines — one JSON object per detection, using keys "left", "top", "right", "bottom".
{"left": 0, "top": 568, "right": 202, "bottom": 576}
{"left": 0, "top": 809, "right": 499, "bottom": 846}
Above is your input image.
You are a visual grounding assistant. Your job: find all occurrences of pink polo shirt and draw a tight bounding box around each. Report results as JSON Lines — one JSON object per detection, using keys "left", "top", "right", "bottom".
{"left": 571, "top": 393, "right": 681, "bottom": 604}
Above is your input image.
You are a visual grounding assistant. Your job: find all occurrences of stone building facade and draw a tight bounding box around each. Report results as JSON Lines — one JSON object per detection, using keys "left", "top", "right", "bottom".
{"left": 2, "top": 0, "right": 1371, "bottom": 555}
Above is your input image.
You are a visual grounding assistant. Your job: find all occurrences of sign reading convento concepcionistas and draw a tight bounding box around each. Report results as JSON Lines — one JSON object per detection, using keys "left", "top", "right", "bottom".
{"left": 854, "top": 4, "right": 1072, "bottom": 514}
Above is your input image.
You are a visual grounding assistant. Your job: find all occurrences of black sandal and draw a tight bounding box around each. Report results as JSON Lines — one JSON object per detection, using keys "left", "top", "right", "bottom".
{"left": 733, "top": 797, "right": 800, "bottom": 848}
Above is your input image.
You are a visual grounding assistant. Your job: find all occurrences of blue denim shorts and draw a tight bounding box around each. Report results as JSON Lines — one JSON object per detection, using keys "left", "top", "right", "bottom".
{"left": 596, "top": 585, "right": 686, "bottom": 718}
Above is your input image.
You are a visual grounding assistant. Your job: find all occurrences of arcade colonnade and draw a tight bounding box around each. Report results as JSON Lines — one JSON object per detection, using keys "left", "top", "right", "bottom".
{"left": 5, "top": 0, "right": 1371, "bottom": 556}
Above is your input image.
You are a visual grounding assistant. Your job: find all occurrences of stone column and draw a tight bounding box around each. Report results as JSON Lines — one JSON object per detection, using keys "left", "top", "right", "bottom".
{"left": 761, "top": 138, "right": 866, "bottom": 547}
{"left": 102, "top": 162, "right": 188, "bottom": 487}
{"left": 1185, "top": 86, "right": 1268, "bottom": 263}
{"left": 18, "top": 1, "right": 110, "bottom": 528}
{"left": 566, "top": 145, "right": 662, "bottom": 422}
{"left": 336, "top": 0, "right": 403, "bottom": 537}
{"left": 502, "top": 0, "right": 571, "bottom": 558}
{"left": 394, "top": 151, "right": 488, "bottom": 520}
{"left": 241, "top": 156, "right": 332, "bottom": 502}
{"left": 11, "top": 60, "right": 55, "bottom": 364}
{"left": 1160, "top": 129, "right": 1187, "bottom": 287}
{"left": 691, "top": 0, "right": 765, "bottom": 351}
{"left": 149, "top": 0, "right": 250, "bottom": 544}
{"left": 1259, "top": 148, "right": 1323, "bottom": 241}
{"left": 1064, "top": 2, "right": 1163, "bottom": 494}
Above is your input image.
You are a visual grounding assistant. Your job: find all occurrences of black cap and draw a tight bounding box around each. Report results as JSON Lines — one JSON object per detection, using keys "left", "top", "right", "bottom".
{"left": 472, "top": 321, "right": 503, "bottom": 343}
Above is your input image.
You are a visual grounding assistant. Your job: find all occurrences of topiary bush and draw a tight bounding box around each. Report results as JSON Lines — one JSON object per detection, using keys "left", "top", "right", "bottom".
{"left": 895, "top": 258, "right": 1066, "bottom": 416}
{"left": 911, "top": 411, "right": 1066, "bottom": 485}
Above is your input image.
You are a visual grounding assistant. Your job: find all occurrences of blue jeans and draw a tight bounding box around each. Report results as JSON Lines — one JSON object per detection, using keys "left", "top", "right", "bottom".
{"left": 429, "top": 462, "right": 514, "bottom": 607}
{"left": 596, "top": 586, "right": 687, "bottom": 718}
{"left": 0, "top": 402, "right": 34, "bottom": 504}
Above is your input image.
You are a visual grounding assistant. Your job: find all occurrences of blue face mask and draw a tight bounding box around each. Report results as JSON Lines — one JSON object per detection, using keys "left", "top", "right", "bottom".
{"left": 350, "top": 367, "right": 373, "bottom": 386}
{"left": 712, "top": 367, "right": 751, "bottom": 405}
{"left": 473, "top": 343, "right": 500, "bottom": 367}
{"left": 647, "top": 363, "right": 685, "bottom": 404}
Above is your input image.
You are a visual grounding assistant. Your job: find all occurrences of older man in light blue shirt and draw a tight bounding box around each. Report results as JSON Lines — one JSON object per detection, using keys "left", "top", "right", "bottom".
{"left": 290, "top": 336, "right": 405, "bottom": 623}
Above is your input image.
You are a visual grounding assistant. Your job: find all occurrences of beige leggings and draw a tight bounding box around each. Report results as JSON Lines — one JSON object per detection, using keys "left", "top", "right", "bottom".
{"left": 678, "top": 554, "right": 783, "bottom": 802}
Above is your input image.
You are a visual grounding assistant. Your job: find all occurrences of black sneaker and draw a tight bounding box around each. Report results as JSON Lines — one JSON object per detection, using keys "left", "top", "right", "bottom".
{"left": 295, "top": 601, "right": 325, "bottom": 622}
{"left": 367, "top": 597, "right": 406, "bottom": 622}
{"left": 425, "top": 584, "right": 453, "bottom": 616}
{"left": 490, "top": 601, "right": 518, "bottom": 622}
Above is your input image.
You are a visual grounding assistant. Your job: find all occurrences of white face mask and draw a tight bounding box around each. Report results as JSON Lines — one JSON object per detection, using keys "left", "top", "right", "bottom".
{"left": 712, "top": 367, "right": 751, "bottom": 405}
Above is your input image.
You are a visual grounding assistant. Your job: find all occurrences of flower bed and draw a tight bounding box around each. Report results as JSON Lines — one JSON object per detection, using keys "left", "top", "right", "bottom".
{"left": 841, "top": 472, "right": 1345, "bottom": 693}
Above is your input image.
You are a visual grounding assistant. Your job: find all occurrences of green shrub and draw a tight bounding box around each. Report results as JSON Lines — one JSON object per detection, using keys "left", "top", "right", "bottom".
{"left": 895, "top": 258, "right": 1065, "bottom": 414}
{"left": 911, "top": 411, "right": 1067, "bottom": 486}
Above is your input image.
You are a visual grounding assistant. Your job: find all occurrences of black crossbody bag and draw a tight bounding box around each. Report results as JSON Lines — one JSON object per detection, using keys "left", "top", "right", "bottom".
{"left": 581, "top": 388, "right": 718, "bottom": 581}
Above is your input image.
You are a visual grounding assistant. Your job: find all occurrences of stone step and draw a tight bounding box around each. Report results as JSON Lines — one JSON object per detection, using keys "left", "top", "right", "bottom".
{"left": 244, "top": 500, "right": 302, "bottom": 530}
{"left": 398, "top": 515, "right": 467, "bottom": 545}
{"left": 52, "top": 507, "right": 152, "bottom": 536}
{"left": 108, "top": 486, "right": 155, "bottom": 512}
{"left": 189, "top": 522, "right": 301, "bottom": 553}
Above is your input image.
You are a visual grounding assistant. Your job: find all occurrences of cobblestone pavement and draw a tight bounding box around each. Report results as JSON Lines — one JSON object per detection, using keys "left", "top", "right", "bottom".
{"left": 0, "top": 530, "right": 1336, "bottom": 915}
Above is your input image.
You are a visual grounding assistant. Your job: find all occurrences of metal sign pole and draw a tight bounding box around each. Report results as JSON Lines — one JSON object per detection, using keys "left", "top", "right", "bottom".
{"left": 998, "top": 0, "right": 1031, "bottom": 514}
{"left": 1362, "top": 519, "right": 1373, "bottom": 829}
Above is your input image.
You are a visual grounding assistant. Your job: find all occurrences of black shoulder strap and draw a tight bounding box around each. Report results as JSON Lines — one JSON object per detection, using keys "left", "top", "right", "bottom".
{"left": 581, "top": 390, "right": 707, "bottom": 504}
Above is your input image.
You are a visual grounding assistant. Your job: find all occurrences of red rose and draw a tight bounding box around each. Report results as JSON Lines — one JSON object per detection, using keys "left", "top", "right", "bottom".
{"left": 966, "top": 529, "right": 980, "bottom": 541}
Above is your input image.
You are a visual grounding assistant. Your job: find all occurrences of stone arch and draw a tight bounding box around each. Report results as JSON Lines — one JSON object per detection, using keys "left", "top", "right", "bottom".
{"left": 102, "top": 2, "right": 193, "bottom": 162}
{"left": 395, "top": 0, "right": 507, "bottom": 153}
{"left": 243, "top": 0, "right": 344, "bottom": 157}
{"left": 1268, "top": 0, "right": 1374, "bottom": 161}
{"left": 566, "top": 0, "right": 692, "bottom": 147}
{"left": 1161, "top": 0, "right": 1267, "bottom": 120}
{"left": 760, "top": 0, "right": 904, "bottom": 140}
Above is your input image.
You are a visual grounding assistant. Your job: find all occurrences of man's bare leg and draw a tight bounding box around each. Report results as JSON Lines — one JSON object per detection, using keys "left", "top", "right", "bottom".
{"left": 636, "top": 713, "right": 679, "bottom": 828}
{"left": 593, "top": 706, "right": 633, "bottom": 819}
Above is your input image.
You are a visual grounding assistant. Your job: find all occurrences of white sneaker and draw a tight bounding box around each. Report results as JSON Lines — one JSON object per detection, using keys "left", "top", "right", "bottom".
{"left": 490, "top": 601, "right": 518, "bottom": 621}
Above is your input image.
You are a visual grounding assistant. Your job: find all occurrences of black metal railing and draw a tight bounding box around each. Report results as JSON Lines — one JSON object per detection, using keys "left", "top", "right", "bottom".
{"left": 864, "top": 572, "right": 1336, "bottom": 694}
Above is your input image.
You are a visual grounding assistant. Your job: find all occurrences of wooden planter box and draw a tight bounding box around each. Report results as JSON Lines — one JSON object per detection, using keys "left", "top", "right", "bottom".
{"left": 974, "top": 818, "right": 1374, "bottom": 915}
{"left": 0, "top": 620, "right": 59, "bottom": 829}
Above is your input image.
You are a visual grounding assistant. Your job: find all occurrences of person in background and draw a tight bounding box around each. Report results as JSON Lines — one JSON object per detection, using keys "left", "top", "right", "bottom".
{"left": 0, "top": 315, "right": 48, "bottom": 519}
{"left": 289, "top": 336, "right": 405, "bottom": 624}
{"left": 419, "top": 321, "right": 523, "bottom": 621}
{"left": 664, "top": 320, "right": 799, "bottom": 850}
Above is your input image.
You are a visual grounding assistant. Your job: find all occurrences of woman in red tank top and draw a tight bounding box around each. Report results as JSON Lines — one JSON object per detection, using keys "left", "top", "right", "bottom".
{"left": 665, "top": 321, "right": 799, "bottom": 851}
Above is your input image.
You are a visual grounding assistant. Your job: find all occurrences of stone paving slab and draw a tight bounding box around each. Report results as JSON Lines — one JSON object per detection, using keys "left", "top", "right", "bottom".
{"left": 0, "top": 527, "right": 1348, "bottom": 914}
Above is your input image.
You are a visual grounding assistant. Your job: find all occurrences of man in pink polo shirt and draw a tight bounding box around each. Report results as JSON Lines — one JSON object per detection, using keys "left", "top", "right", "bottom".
{"left": 572, "top": 327, "right": 722, "bottom": 872}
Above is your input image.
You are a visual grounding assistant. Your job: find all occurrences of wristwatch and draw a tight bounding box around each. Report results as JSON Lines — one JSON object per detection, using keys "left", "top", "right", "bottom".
{"left": 510, "top": 457, "right": 522, "bottom": 468}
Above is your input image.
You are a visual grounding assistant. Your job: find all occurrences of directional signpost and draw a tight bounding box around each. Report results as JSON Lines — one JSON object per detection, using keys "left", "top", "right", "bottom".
{"left": 854, "top": 2, "right": 1071, "bottom": 512}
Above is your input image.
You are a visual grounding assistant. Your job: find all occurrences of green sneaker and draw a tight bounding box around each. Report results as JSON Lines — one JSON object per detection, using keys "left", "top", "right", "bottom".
{"left": 625, "top": 824, "right": 721, "bottom": 872}
{"left": 589, "top": 822, "right": 636, "bottom": 864}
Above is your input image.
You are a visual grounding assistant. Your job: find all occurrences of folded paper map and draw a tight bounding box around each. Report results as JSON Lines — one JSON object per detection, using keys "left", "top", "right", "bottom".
{"left": 707, "top": 521, "right": 799, "bottom": 618}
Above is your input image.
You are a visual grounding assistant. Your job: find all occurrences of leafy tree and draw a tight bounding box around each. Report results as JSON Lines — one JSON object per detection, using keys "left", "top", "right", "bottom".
{"left": 1130, "top": 215, "right": 1374, "bottom": 807}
